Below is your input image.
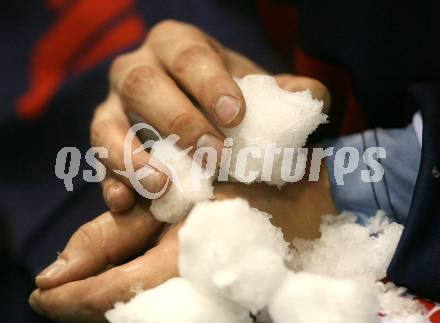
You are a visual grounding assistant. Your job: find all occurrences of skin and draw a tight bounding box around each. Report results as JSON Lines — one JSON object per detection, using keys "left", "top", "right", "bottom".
{"left": 91, "top": 19, "right": 330, "bottom": 213}
{"left": 30, "top": 20, "right": 334, "bottom": 322}
{"left": 30, "top": 166, "right": 335, "bottom": 322}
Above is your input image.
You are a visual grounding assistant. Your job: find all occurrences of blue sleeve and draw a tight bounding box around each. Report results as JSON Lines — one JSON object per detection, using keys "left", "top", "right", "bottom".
{"left": 323, "top": 123, "right": 421, "bottom": 225}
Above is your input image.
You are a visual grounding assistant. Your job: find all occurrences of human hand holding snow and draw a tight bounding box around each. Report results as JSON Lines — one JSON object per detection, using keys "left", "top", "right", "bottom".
{"left": 29, "top": 20, "right": 333, "bottom": 322}
{"left": 91, "top": 19, "right": 330, "bottom": 213}
{"left": 29, "top": 202, "right": 180, "bottom": 322}
{"left": 29, "top": 175, "right": 336, "bottom": 322}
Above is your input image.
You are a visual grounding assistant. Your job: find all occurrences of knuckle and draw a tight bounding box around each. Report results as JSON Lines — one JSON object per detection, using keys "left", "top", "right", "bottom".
{"left": 173, "top": 44, "right": 212, "bottom": 73}
{"left": 149, "top": 19, "right": 181, "bottom": 37}
{"left": 77, "top": 221, "right": 105, "bottom": 251}
{"left": 121, "top": 65, "right": 159, "bottom": 100}
{"left": 76, "top": 224, "right": 95, "bottom": 246}
{"left": 91, "top": 103, "right": 107, "bottom": 125}
{"left": 93, "top": 102, "right": 107, "bottom": 118}
{"left": 168, "top": 111, "right": 196, "bottom": 135}
{"left": 206, "top": 36, "right": 224, "bottom": 54}
{"left": 90, "top": 116, "right": 111, "bottom": 148}
{"left": 109, "top": 54, "right": 131, "bottom": 82}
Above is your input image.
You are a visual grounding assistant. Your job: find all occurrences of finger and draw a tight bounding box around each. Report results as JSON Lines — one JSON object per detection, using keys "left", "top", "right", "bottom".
{"left": 275, "top": 74, "right": 331, "bottom": 112}
{"left": 148, "top": 20, "right": 245, "bottom": 128}
{"left": 102, "top": 176, "right": 135, "bottom": 213}
{"left": 222, "top": 48, "right": 267, "bottom": 77}
{"left": 115, "top": 61, "right": 225, "bottom": 156}
{"left": 30, "top": 224, "right": 181, "bottom": 323}
{"left": 35, "top": 204, "right": 162, "bottom": 290}
{"left": 91, "top": 95, "right": 168, "bottom": 193}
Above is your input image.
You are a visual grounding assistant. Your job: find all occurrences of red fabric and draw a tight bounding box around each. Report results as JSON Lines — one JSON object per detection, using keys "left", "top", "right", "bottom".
{"left": 419, "top": 299, "right": 440, "bottom": 322}
{"left": 255, "top": 0, "right": 297, "bottom": 64}
{"left": 12, "top": 1, "right": 440, "bottom": 319}
{"left": 16, "top": 0, "right": 145, "bottom": 119}
{"left": 430, "top": 309, "right": 440, "bottom": 322}
{"left": 293, "top": 49, "right": 367, "bottom": 135}
{"left": 73, "top": 15, "right": 145, "bottom": 74}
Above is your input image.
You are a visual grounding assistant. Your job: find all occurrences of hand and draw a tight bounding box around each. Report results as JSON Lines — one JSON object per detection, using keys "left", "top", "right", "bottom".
{"left": 29, "top": 162, "right": 335, "bottom": 322}
{"left": 94, "top": 19, "right": 330, "bottom": 213}
{"left": 29, "top": 202, "right": 181, "bottom": 323}
{"left": 215, "top": 159, "right": 336, "bottom": 242}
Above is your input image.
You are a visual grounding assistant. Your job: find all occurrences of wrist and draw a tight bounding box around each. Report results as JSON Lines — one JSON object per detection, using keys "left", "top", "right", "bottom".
{"left": 214, "top": 157, "right": 336, "bottom": 242}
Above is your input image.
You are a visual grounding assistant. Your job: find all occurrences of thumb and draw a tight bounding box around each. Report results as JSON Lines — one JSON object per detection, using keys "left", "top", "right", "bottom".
{"left": 275, "top": 74, "right": 331, "bottom": 112}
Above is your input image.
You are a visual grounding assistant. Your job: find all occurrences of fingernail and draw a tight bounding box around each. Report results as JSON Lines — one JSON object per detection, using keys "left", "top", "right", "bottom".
{"left": 37, "top": 259, "right": 67, "bottom": 280}
{"left": 214, "top": 95, "right": 240, "bottom": 124}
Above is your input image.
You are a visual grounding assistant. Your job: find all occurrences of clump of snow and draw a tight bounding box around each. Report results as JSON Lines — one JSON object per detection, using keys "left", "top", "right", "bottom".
{"left": 105, "top": 277, "right": 252, "bottom": 323}
{"left": 290, "top": 211, "right": 427, "bottom": 322}
{"left": 380, "top": 314, "right": 430, "bottom": 323}
{"left": 291, "top": 211, "right": 403, "bottom": 281}
{"left": 222, "top": 75, "right": 327, "bottom": 187}
{"left": 108, "top": 201, "right": 429, "bottom": 323}
{"left": 377, "top": 282, "right": 428, "bottom": 322}
{"left": 253, "top": 309, "right": 272, "bottom": 323}
{"left": 109, "top": 75, "right": 429, "bottom": 322}
{"left": 150, "top": 74, "right": 326, "bottom": 223}
{"left": 179, "top": 198, "right": 289, "bottom": 313}
{"left": 149, "top": 138, "right": 214, "bottom": 223}
{"left": 268, "top": 272, "right": 379, "bottom": 323}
